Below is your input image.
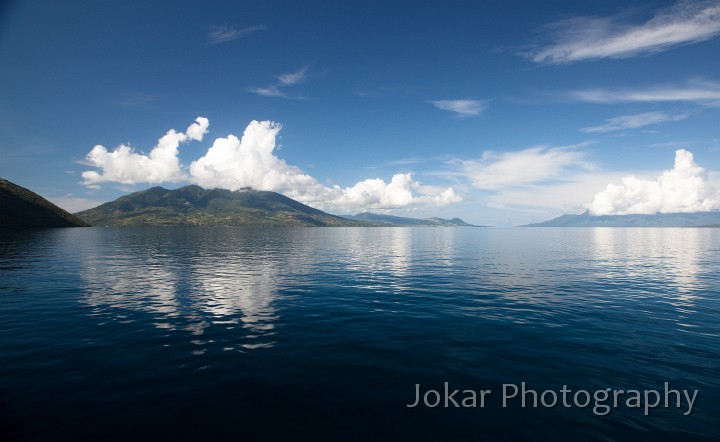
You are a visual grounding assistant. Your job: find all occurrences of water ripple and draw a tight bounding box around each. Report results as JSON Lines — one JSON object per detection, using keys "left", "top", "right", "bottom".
{"left": 1, "top": 227, "right": 719, "bottom": 440}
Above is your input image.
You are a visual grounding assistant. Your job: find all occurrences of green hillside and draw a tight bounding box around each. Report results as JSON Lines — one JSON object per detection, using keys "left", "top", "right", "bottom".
{"left": 342, "top": 212, "right": 481, "bottom": 227}
{"left": 75, "top": 185, "right": 371, "bottom": 227}
{"left": 0, "top": 178, "right": 89, "bottom": 228}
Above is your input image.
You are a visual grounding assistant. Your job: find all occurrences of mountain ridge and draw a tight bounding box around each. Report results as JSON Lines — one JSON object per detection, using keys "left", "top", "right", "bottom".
{"left": 0, "top": 178, "right": 89, "bottom": 228}
{"left": 341, "top": 212, "right": 482, "bottom": 227}
{"left": 74, "top": 185, "right": 372, "bottom": 227}
{"left": 522, "top": 210, "right": 720, "bottom": 227}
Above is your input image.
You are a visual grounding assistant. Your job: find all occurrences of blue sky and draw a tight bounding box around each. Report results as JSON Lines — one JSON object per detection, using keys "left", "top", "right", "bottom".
{"left": 1, "top": 0, "right": 720, "bottom": 226}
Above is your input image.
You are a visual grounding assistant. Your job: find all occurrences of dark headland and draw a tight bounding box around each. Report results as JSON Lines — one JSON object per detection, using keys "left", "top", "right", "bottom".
{"left": 0, "top": 178, "right": 89, "bottom": 228}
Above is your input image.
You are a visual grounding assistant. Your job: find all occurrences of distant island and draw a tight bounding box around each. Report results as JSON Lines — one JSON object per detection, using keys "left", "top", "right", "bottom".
{"left": 0, "top": 178, "right": 89, "bottom": 228}
{"left": 73, "top": 185, "right": 477, "bottom": 227}
{"left": 75, "top": 185, "right": 369, "bottom": 227}
{"left": 72, "top": 185, "right": 482, "bottom": 227}
{"left": 341, "top": 212, "right": 482, "bottom": 227}
{"left": 522, "top": 210, "right": 720, "bottom": 227}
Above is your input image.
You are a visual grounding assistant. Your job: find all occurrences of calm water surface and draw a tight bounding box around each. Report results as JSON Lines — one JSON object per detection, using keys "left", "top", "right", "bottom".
{"left": 1, "top": 227, "right": 719, "bottom": 441}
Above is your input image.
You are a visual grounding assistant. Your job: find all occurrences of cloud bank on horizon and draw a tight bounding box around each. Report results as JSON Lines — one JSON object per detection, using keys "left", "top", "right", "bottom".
{"left": 588, "top": 149, "right": 720, "bottom": 215}
{"left": 81, "top": 118, "right": 460, "bottom": 213}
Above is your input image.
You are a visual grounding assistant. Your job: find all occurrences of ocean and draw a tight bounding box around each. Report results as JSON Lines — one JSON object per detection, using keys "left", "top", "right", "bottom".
{"left": 1, "top": 227, "right": 718, "bottom": 441}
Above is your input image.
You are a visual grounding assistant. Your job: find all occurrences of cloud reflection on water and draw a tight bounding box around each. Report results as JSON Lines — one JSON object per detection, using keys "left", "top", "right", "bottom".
{"left": 80, "top": 228, "right": 288, "bottom": 351}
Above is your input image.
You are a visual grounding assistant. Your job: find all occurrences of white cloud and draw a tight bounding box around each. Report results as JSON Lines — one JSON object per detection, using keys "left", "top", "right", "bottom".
{"left": 81, "top": 117, "right": 209, "bottom": 188}
{"left": 189, "top": 121, "right": 322, "bottom": 194}
{"left": 485, "top": 172, "right": 628, "bottom": 214}
{"left": 208, "top": 24, "right": 267, "bottom": 44}
{"left": 588, "top": 149, "right": 720, "bottom": 215}
{"left": 276, "top": 65, "right": 309, "bottom": 86}
{"left": 188, "top": 120, "right": 460, "bottom": 213}
{"left": 185, "top": 117, "right": 210, "bottom": 141}
{"left": 84, "top": 118, "right": 459, "bottom": 213}
{"left": 459, "top": 144, "right": 595, "bottom": 190}
{"left": 580, "top": 111, "right": 688, "bottom": 133}
{"left": 249, "top": 66, "right": 310, "bottom": 99}
{"left": 570, "top": 80, "right": 720, "bottom": 105}
{"left": 322, "top": 174, "right": 461, "bottom": 213}
{"left": 247, "top": 86, "right": 287, "bottom": 98}
{"left": 528, "top": 1, "right": 720, "bottom": 64}
{"left": 430, "top": 99, "right": 489, "bottom": 117}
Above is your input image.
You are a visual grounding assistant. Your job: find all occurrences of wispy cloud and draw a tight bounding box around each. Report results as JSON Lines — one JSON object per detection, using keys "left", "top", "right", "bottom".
{"left": 208, "top": 24, "right": 267, "bottom": 44}
{"left": 429, "top": 99, "right": 489, "bottom": 117}
{"left": 116, "top": 92, "right": 157, "bottom": 108}
{"left": 373, "top": 156, "right": 449, "bottom": 168}
{"left": 580, "top": 111, "right": 688, "bottom": 133}
{"left": 526, "top": 1, "right": 720, "bottom": 64}
{"left": 247, "top": 86, "right": 288, "bottom": 98}
{"left": 648, "top": 140, "right": 699, "bottom": 148}
{"left": 569, "top": 79, "right": 720, "bottom": 105}
{"left": 276, "top": 65, "right": 309, "bottom": 86}
{"left": 456, "top": 143, "right": 595, "bottom": 190}
{"left": 249, "top": 66, "right": 311, "bottom": 99}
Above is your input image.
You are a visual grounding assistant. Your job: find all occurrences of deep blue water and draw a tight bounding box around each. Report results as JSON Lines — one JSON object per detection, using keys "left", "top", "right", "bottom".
{"left": 1, "top": 227, "right": 719, "bottom": 441}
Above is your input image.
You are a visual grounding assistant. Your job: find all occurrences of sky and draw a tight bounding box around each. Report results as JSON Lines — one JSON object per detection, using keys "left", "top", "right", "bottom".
{"left": 1, "top": 0, "right": 719, "bottom": 226}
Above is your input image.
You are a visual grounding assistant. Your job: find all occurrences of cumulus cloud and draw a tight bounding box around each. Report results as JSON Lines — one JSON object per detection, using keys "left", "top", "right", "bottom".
{"left": 81, "top": 117, "right": 209, "bottom": 188}
{"left": 185, "top": 117, "right": 210, "bottom": 141}
{"left": 484, "top": 172, "right": 628, "bottom": 214}
{"left": 430, "top": 99, "right": 489, "bottom": 117}
{"left": 188, "top": 120, "right": 460, "bottom": 213}
{"left": 208, "top": 24, "right": 267, "bottom": 44}
{"left": 588, "top": 149, "right": 720, "bottom": 215}
{"left": 322, "top": 173, "right": 460, "bottom": 213}
{"left": 189, "top": 121, "right": 322, "bottom": 194}
{"left": 82, "top": 118, "right": 459, "bottom": 213}
{"left": 459, "top": 144, "right": 595, "bottom": 190}
{"left": 580, "top": 111, "right": 688, "bottom": 133}
{"left": 527, "top": 0, "right": 720, "bottom": 64}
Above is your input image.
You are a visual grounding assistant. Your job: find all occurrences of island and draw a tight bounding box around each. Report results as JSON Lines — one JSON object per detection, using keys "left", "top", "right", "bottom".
{"left": 522, "top": 210, "right": 720, "bottom": 227}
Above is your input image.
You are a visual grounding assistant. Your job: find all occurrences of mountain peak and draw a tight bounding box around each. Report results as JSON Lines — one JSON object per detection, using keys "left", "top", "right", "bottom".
{"left": 74, "top": 185, "right": 368, "bottom": 227}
